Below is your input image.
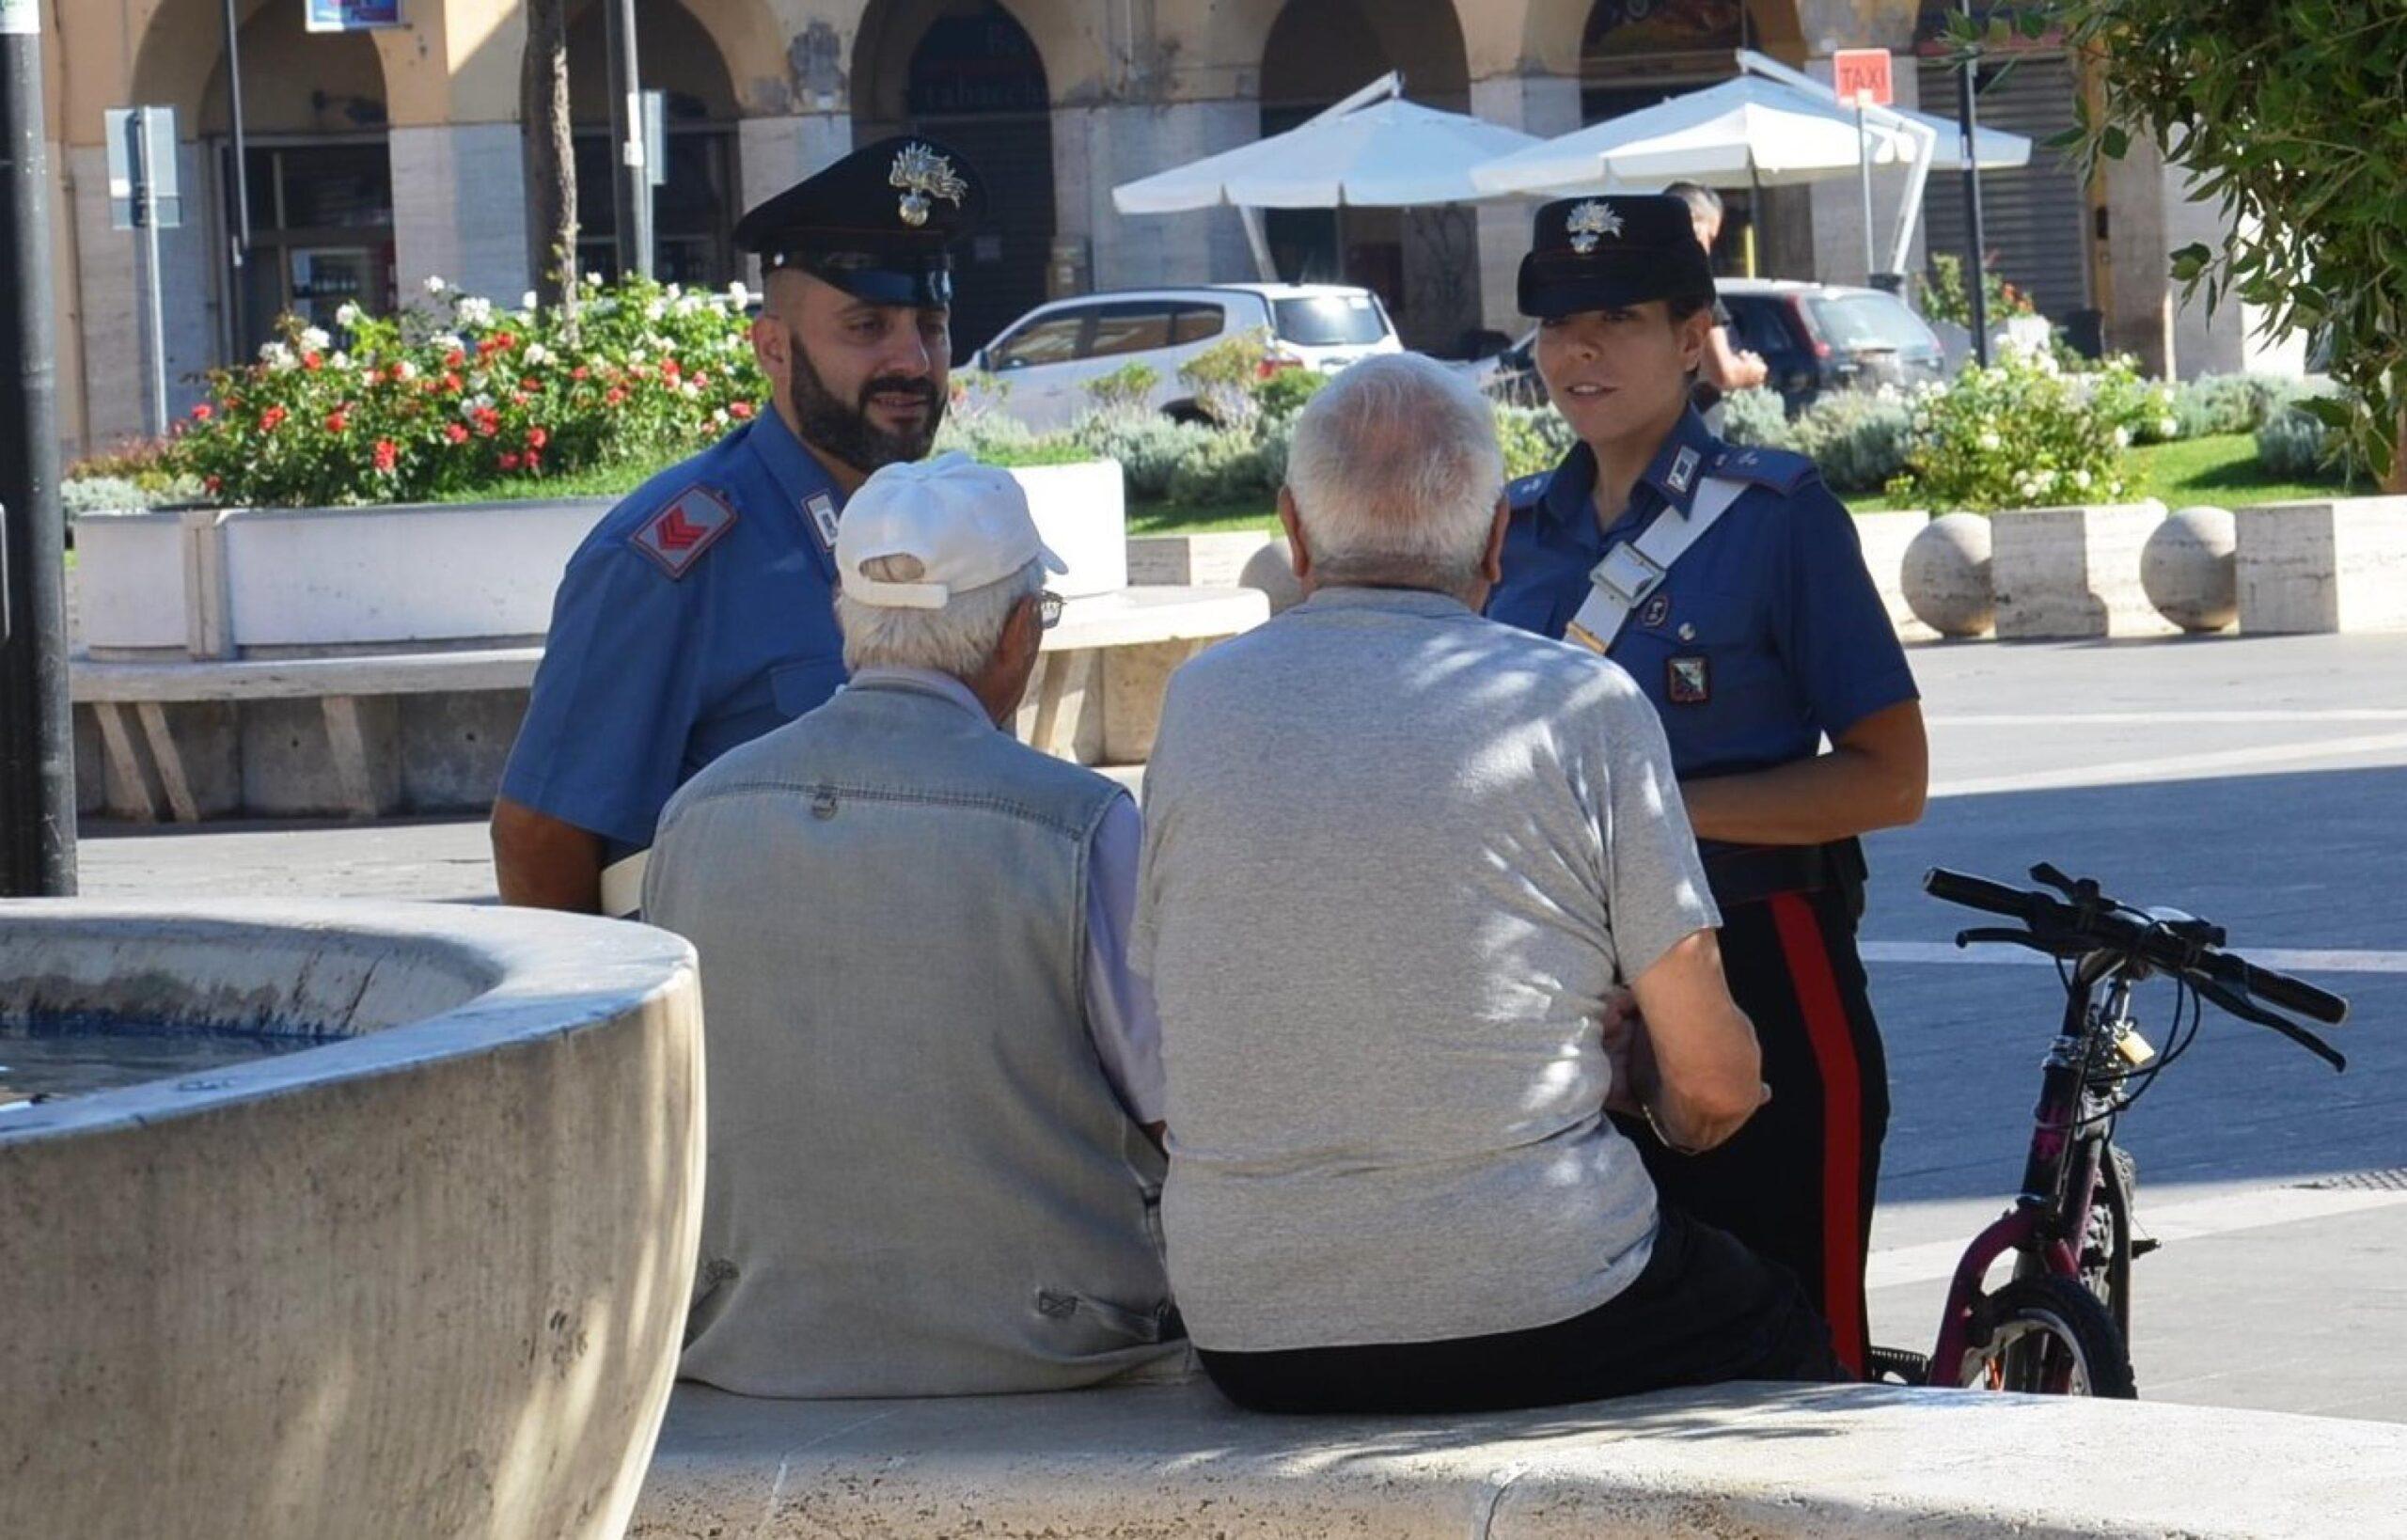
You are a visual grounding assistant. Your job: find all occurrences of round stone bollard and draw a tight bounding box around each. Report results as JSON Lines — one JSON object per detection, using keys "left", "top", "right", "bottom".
{"left": 1902, "top": 511, "right": 1995, "bottom": 638}
{"left": 1239, "top": 535, "right": 1305, "bottom": 615}
{"left": 2141, "top": 505, "right": 2239, "bottom": 633}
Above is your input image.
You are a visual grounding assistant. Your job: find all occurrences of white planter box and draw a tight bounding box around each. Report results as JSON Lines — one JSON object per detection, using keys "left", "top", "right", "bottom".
{"left": 1990, "top": 501, "right": 2175, "bottom": 640}
{"left": 75, "top": 461, "right": 1130, "bottom": 658}
{"left": 2236, "top": 496, "right": 2407, "bottom": 635}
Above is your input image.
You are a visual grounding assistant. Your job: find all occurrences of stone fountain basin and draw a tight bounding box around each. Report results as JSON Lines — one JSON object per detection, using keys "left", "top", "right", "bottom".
{"left": 0, "top": 900, "right": 703, "bottom": 1540}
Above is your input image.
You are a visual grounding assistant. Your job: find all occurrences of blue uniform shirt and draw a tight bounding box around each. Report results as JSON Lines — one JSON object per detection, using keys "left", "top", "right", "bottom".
{"left": 1487, "top": 408, "right": 1917, "bottom": 781}
{"left": 501, "top": 406, "right": 850, "bottom": 856}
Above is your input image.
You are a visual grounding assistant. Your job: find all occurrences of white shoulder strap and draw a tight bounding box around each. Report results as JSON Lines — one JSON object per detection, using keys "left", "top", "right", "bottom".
{"left": 1563, "top": 475, "right": 1749, "bottom": 655}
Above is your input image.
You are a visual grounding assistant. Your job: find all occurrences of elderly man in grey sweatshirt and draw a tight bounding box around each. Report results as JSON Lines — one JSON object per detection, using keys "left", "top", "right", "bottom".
{"left": 1134, "top": 354, "right": 1839, "bottom": 1414}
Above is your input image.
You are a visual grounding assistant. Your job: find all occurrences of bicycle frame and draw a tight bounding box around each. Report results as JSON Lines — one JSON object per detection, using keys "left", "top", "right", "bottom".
{"left": 1929, "top": 950, "right": 2130, "bottom": 1380}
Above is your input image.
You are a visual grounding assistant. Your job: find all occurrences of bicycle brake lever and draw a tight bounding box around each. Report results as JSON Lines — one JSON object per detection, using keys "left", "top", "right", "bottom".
{"left": 2191, "top": 975, "right": 2348, "bottom": 1073}
{"left": 2029, "top": 861, "right": 2080, "bottom": 897}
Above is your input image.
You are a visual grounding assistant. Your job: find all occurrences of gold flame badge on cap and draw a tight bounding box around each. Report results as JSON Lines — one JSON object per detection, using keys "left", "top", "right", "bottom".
{"left": 889, "top": 142, "right": 968, "bottom": 228}
{"left": 1565, "top": 199, "right": 1624, "bottom": 255}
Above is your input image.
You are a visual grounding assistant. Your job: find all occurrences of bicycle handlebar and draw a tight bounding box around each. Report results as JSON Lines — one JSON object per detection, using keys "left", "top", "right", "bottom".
{"left": 1923, "top": 865, "right": 2352, "bottom": 1041}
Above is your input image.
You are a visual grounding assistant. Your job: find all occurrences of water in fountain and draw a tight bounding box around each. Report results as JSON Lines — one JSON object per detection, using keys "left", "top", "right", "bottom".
{"left": 0, "top": 1018, "right": 324, "bottom": 1108}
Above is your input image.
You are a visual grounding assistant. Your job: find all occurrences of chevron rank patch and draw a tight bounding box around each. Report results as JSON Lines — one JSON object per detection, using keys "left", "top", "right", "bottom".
{"left": 631, "top": 486, "right": 738, "bottom": 579}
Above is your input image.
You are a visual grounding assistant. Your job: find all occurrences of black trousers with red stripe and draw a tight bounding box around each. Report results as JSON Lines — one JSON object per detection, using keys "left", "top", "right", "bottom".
{"left": 1613, "top": 885, "right": 1890, "bottom": 1376}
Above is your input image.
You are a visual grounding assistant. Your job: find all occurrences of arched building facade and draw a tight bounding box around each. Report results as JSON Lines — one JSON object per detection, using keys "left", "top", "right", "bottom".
{"left": 38, "top": 0, "right": 2288, "bottom": 452}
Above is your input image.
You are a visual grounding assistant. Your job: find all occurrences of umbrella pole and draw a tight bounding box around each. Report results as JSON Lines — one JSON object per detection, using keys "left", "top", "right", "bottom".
{"left": 1238, "top": 204, "right": 1279, "bottom": 283}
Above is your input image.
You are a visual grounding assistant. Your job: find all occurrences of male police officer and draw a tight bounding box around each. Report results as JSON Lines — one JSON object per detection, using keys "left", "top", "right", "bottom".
{"left": 492, "top": 137, "right": 987, "bottom": 913}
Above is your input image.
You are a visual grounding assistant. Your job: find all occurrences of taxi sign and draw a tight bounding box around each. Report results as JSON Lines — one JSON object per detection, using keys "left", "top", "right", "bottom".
{"left": 1833, "top": 48, "right": 1895, "bottom": 108}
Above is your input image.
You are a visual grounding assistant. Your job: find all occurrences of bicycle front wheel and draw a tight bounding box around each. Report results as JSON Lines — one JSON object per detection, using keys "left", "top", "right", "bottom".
{"left": 1957, "top": 1276, "right": 2135, "bottom": 1398}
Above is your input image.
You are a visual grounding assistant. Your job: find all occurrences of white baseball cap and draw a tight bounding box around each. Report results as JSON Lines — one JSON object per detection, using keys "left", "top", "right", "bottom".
{"left": 834, "top": 451, "right": 1067, "bottom": 610}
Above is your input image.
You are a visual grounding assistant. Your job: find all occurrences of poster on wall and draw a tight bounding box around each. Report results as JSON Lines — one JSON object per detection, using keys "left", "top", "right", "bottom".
{"left": 305, "top": 0, "right": 402, "bottom": 32}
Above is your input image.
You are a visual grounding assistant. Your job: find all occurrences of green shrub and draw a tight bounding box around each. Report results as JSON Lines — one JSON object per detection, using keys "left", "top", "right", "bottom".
{"left": 1493, "top": 403, "right": 1578, "bottom": 481}
{"left": 1919, "top": 251, "right": 2039, "bottom": 331}
{"left": 2173, "top": 373, "right": 2290, "bottom": 439}
{"left": 1719, "top": 386, "right": 1795, "bottom": 449}
{"left": 2081, "top": 365, "right": 2181, "bottom": 445}
{"left": 1083, "top": 361, "right": 1159, "bottom": 416}
{"left": 1791, "top": 390, "right": 1913, "bottom": 495}
{"left": 931, "top": 411, "right": 1091, "bottom": 467}
{"left": 1251, "top": 366, "right": 1329, "bottom": 422}
{"left": 168, "top": 275, "right": 767, "bottom": 507}
{"left": 1889, "top": 350, "right": 2153, "bottom": 511}
{"left": 60, "top": 477, "right": 147, "bottom": 519}
{"left": 1166, "top": 430, "right": 1273, "bottom": 505}
{"left": 2255, "top": 403, "right": 2341, "bottom": 479}
{"left": 1072, "top": 414, "right": 1216, "bottom": 500}
{"left": 1255, "top": 414, "right": 1297, "bottom": 488}
{"left": 1176, "top": 328, "right": 1271, "bottom": 430}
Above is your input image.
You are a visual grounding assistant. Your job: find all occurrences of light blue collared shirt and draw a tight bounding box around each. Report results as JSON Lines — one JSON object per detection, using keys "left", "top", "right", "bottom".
{"left": 850, "top": 667, "right": 1167, "bottom": 1125}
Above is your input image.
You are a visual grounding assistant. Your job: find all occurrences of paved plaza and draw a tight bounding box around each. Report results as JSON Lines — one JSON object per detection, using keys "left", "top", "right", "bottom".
{"left": 75, "top": 632, "right": 2407, "bottom": 1422}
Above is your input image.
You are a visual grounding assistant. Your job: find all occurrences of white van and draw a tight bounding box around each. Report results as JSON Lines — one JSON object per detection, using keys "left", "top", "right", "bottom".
{"left": 968, "top": 283, "right": 1401, "bottom": 431}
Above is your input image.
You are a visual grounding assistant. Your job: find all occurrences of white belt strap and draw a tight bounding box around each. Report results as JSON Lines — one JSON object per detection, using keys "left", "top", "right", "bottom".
{"left": 599, "top": 849, "right": 650, "bottom": 919}
{"left": 1564, "top": 475, "right": 1749, "bottom": 655}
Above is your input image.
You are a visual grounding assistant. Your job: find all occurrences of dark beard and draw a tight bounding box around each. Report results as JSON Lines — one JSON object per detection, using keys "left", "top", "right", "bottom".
{"left": 785, "top": 336, "right": 944, "bottom": 474}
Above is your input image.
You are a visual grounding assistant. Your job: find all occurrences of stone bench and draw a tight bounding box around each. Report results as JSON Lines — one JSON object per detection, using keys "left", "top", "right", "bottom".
{"left": 632, "top": 1378, "right": 2406, "bottom": 1538}
{"left": 71, "top": 587, "right": 1266, "bottom": 823}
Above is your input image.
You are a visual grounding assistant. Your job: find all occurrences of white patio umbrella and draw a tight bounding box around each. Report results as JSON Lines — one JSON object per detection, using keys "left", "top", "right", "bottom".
{"left": 1112, "top": 74, "right": 1542, "bottom": 279}
{"left": 1471, "top": 75, "right": 1927, "bottom": 196}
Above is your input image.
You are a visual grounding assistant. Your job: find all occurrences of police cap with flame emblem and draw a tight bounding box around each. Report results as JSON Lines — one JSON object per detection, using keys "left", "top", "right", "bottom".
{"left": 1518, "top": 193, "right": 1715, "bottom": 320}
{"left": 733, "top": 134, "right": 987, "bottom": 308}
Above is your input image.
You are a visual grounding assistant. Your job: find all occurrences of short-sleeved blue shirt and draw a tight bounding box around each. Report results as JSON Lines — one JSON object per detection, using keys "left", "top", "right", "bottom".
{"left": 1487, "top": 408, "right": 1917, "bottom": 782}
{"left": 501, "top": 407, "right": 849, "bottom": 856}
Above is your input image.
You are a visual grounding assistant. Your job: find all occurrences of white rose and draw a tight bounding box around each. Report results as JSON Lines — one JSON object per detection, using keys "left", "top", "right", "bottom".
{"left": 298, "top": 325, "right": 332, "bottom": 353}
{"left": 455, "top": 296, "right": 496, "bottom": 327}
{"left": 2158, "top": 416, "right": 2179, "bottom": 439}
{"left": 523, "top": 342, "right": 551, "bottom": 367}
{"left": 423, "top": 274, "right": 448, "bottom": 294}
{"left": 335, "top": 302, "right": 362, "bottom": 328}
{"left": 644, "top": 299, "right": 668, "bottom": 322}
{"left": 395, "top": 359, "right": 418, "bottom": 382}
{"left": 328, "top": 351, "right": 350, "bottom": 370}
{"left": 682, "top": 379, "right": 702, "bottom": 398}
{"left": 2114, "top": 427, "right": 2132, "bottom": 448}
{"left": 725, "top": 281, "right": 750, "bottom": 308}
{"left": 1977, "top": 431, "right": 2002, "bottom": 450}
{"left": 522, "top": 291, "right": 539, "bottom": 310}
{"left": 2072, "top": 469, "right": 2092, "bottom": 490}
{"left": 259, "top": 341, "right": 296, "bottom": 370}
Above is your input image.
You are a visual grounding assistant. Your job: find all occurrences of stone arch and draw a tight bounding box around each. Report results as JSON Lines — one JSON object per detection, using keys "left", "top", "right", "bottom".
{"left": 673, "top": 0, "right": 805, "bottom": 117}
{"left": 564, "top": 0, "right": 745, "bottom": 285}
{"left": 1255, "top": 0, "right": 1478, "bottom": 354}
{"left": 852, "top": 0, "right": 1058, "bottom": 354}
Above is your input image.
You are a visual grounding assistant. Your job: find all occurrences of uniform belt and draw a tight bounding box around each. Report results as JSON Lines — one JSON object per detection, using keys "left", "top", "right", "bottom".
{"left": 1703, "top": 839, "right": 1866, "bottom": 911}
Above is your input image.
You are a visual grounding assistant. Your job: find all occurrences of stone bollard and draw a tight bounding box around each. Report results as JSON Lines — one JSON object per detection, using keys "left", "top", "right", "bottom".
{"left": 1901, "top": 512, "right": 1995, "bottom": 638}
{"left": 2141, "top": 505, "right": 2238, "bottom": 633}
{"left": 1239, "top": 536, "right": 1305, "bottom": 615}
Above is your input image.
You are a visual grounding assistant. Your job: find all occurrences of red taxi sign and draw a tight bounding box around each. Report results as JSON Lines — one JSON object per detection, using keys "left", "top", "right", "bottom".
{"left": 1833, "top": 48, "right": 1895, "bottom": 108}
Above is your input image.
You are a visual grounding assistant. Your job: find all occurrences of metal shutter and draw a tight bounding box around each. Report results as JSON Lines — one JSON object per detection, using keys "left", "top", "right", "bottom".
{"left": 1918, "top": 53, "right": 2090, "bottom": 319}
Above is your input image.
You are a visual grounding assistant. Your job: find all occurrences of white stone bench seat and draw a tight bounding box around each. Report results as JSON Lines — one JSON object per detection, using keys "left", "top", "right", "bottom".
{"left": 633, "top": 1378, "right": 2405, "bottom": 1539}
{"left": 69, "top": 588, "right": 1267, "bottom": 823}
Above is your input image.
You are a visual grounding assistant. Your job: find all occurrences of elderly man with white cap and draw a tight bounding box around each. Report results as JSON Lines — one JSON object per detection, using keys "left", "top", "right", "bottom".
{"left": 644, "top": 451, "right": 1185, "bottom": 1399}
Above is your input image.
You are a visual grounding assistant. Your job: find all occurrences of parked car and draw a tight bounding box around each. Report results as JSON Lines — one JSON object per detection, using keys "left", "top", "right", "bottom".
{"left": 966, "top": 283, "right": 1402, "bottom": 431}
{"left": 1461, "top": 278, "right": 1949, "bottom": 415}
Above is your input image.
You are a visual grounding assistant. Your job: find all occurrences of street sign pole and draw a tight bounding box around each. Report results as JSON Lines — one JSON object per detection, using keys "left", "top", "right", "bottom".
{"left": 603, "top": 0, "right": 653, "bottom": 278}
{"left": 1957, "top": 1, "right": 1990, "bottom": 366}
{"left": 0, "top": 0, "right": 81, "bottom": 895}
{"left": 1855, "top": 98, "right": 1877, "bottom": 278}
{"left": 138, "top": 116, "right": 168, "bottom": 436}
{"left": 222, "top": 0, "right": 251, "bottom": 352}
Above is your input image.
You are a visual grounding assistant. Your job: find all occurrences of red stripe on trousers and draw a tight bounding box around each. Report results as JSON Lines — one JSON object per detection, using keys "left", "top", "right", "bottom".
{"left": 1768, "top": 892, "right": 1866, "bottom": 1377}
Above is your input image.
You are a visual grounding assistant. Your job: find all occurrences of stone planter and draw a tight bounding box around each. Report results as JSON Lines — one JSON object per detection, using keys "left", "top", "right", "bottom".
{"left": 0, "top": 900, "right": 702, "bottom": 1540}
{"left": 76, "top": 464, "right": 1131, "bottom": 662}
{"left": 1990, "top": 501, "right": 2174, "bottom": 640}
{"left": 2235, "top": 495, "right": 2407, "bottom": 635}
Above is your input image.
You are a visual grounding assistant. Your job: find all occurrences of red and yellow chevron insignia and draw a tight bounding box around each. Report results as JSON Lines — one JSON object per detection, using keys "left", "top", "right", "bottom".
{"left": 631, "top": 486, "right": 738, "bottom": 578}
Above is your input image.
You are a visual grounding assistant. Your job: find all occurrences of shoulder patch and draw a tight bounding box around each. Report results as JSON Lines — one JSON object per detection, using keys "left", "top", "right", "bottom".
{"left": 1711, "top": 444, "right": 1819, "bottom": 495}
{"left": 1507, "top": 471, "right": 1552, "bottom": 510}
{"left": 629, "top": 485, "right": 739, "bottom": 579}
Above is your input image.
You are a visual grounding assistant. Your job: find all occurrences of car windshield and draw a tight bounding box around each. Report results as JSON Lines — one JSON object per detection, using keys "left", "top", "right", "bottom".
{"left": 1272, "top": 293, "right": 1388, "bottom": 347}
{"left": 1807, "top": 292, "right": 1936, "bottom": 354}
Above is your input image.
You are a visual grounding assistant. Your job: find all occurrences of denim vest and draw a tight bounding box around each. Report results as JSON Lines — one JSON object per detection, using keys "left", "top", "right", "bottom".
{"left": 649, "top": 677, "right": 1184, "bottom": 1397}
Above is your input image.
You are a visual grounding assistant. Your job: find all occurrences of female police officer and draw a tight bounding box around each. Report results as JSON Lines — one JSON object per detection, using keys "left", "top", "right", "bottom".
{"left": 1487, "top": 195, "right": 1928, "bottom": 1377}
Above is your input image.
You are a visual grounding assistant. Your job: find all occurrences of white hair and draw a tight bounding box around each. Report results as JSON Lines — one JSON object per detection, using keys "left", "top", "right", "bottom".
{"left": 836, "top": 554, "right": 1044, "bottom": 677}
{"left": 1283, "top": 352, "right": 1504, "bottom": 593}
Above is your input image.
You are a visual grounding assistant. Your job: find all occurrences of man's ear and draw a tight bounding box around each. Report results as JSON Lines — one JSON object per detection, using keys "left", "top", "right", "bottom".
{"left": 1481, "top": 495, "right": 1510, "bottom": 587}
{"left": 1278, "top": 485, "right": 1314, "bottom": 583}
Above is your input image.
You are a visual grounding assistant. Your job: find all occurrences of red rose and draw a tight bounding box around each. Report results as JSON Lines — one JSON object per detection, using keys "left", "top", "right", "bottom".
{"left": 661, "top": 357, "right": 682, "bottom": 378}
{"left": 604, "top": 387, "right": 627, "bottom": 406}
{"left": 204, "top": 475, "right": 223, "bottom": 495}
{"left": 372, "top": 439, "right": 399, "bottom": 472}
{"left": 689, "top": 369, "right": 708, "bottom": 385}
{"left": 302, "top": 352, "right": 323, "bottom": 371}
{"left": 729, "top": 401, "right": 754, "bottom": 420}
{"left": 190, "top": 402, "right": 213, "bottom": 421}
{"left": 325, "top": 410, "right": 349, "bottom": 432}
{"left": 521, "top": 377, "right": 542, "bottom": 393}
{"left": 446, "top": 349, "right": 466, "bottom": 369}
{"left": 571, "top": 366, "right": 590, "bottom": 381}
{"left": 527, "top": 427, "right": 549, "bottom": 449}
{"left": 498, "top": 451, "right": 522, "bottom": 472}
{"left": 445, "top": 422, "right": 470, "bottom": 445}
{"left": 260, "top": 405, "right": 288, "bottom": 432}
{"left": 525, "top": 449, "right": 543, "bottom": 471}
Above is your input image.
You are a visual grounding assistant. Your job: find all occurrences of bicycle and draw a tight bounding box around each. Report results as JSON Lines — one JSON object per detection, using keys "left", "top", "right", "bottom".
{"left": 1864, "top": 863, "right": 2351, "bottom": 1396}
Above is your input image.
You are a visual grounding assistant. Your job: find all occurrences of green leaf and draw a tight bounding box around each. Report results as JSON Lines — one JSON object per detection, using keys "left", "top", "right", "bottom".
{"left": 2100, "top": 124, "right": 2130, "bottom": 160}
{"left": 2168, "top": 243, "right": 2210, "bottom": 281}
